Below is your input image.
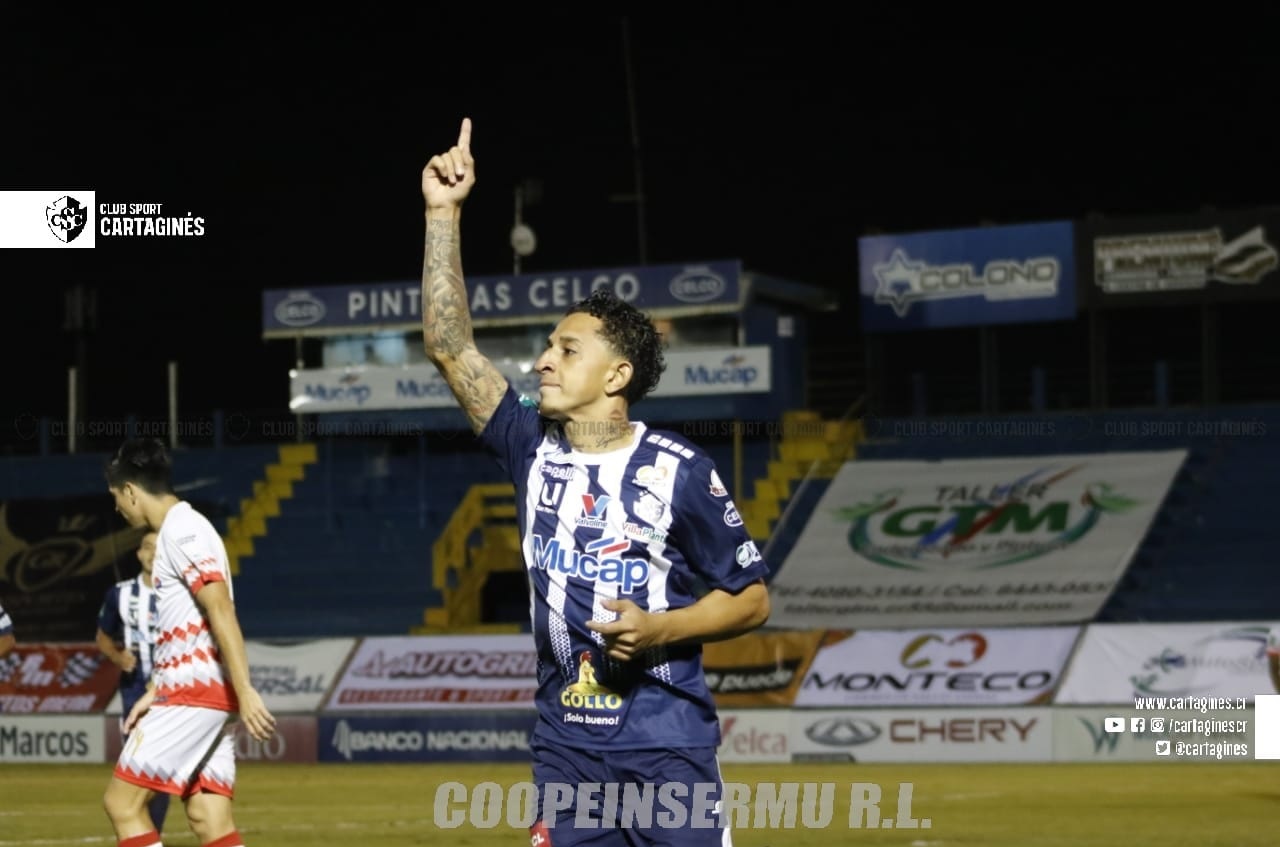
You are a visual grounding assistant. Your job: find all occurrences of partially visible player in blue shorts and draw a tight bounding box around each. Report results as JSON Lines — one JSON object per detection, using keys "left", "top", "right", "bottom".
{"left": 420, "top": 118, "right": 771, "bottom": 845}
{"left": 96, "top": 531, "right": 169, "bottom": 835}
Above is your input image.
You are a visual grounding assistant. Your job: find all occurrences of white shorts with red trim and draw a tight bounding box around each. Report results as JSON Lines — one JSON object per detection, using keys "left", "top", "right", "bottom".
{"left": 114, "top": 704, "right": 236, "bottom": 798}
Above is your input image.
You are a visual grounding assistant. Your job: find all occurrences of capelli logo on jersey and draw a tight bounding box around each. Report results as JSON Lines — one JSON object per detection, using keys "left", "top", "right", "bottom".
{"left": 539, "top": 463, "right": 576, "bottom": 481}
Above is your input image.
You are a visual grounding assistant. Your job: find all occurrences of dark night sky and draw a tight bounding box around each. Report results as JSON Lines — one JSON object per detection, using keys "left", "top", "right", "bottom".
{"left": 3, "top": 10, "right": 1279, "bottom": 439}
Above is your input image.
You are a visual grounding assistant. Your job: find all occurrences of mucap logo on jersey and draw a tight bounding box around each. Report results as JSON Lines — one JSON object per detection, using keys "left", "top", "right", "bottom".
{"left": 45, "top": 195, "right": 88, "bottom": 243}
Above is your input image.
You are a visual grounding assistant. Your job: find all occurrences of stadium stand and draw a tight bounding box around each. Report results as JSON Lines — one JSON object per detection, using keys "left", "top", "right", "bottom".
{"left": 1, "top": 401, "right": 1272, "bottom": 635}
{"left": 0, "top": 444, "right": 278, "bottom": 522}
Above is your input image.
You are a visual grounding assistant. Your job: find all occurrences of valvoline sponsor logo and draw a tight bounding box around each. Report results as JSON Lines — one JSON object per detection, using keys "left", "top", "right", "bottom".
{"left": 576, "top": 494, "right": 611, "bottom": 529}
{"left": 684, "top": 353, "right": 759, "bottom": 387}
{"left": 532, "top": 535, "right": 649, "bottom": 593}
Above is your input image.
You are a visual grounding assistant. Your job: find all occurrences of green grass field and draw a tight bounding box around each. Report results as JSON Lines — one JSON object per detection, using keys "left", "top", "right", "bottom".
{"left": 1, "top": 761, "right": 1274, "bottom": 846}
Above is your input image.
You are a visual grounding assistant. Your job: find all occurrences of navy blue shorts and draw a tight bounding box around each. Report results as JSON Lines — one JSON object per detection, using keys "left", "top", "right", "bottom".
{"left": 530, "top": 738, "right": 730, "bottom": 846}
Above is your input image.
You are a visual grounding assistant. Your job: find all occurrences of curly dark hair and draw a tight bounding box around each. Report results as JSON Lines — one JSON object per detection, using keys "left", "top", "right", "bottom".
{"left": 105, "top": 438, "right": 175, "bottom": 495}
{"left": 567, "top": 290, "right": 667, "bottom": 405}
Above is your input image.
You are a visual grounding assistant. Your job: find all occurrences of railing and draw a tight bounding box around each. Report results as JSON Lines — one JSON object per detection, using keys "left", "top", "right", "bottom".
{"left": 427, "top": 483, "right": 518, "bottom": 629}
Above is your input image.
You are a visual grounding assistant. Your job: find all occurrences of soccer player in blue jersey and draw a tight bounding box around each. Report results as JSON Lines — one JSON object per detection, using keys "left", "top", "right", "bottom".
{"left": 421, "top": 119, "right": 771, "bottom": 845}
{"left": 96, "top": 531, "right": 170, "bottom": 835}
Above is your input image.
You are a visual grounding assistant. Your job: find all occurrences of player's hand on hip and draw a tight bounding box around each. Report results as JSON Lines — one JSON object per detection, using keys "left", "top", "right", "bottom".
{"left": 238, "top": 689, "right": 277, "bottom": 742}
{"left": 118, "top": 652, "right": 138, "bottom": 673}
{"left": 585, "top": 598, "right": 657, "bottom": 661}
{"left": 422, "top": 117, "right": 476, "bottom": 210}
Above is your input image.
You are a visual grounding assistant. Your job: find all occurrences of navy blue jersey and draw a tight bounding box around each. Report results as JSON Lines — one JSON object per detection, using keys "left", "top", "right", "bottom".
{"left": 480, "top": 387, "right": 769, "bottom": 751}
{"left": 97, "top": 577, "right": 158, "bottom": 702}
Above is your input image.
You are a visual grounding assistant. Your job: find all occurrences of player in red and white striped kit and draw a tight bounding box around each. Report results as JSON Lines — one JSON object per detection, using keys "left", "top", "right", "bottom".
{"left": 103, "top": 438, "right": 275, "bottom": 847}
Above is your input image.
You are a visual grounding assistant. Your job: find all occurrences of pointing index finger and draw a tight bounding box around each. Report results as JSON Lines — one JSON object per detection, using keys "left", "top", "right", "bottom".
{"left": 457, "top": 117, "right": 472, "bottom": 153}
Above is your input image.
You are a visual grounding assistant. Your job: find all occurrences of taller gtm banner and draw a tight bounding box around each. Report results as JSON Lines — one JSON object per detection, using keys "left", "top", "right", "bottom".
{"left": 768, "top": 450, "right": 1186, "bottom": 628}
{"left": 859, "top": 221, "right": 1077, "bottom": 331}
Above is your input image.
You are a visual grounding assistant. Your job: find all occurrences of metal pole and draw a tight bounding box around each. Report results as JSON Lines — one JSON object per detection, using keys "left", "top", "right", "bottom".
{"left": 733, "top": 420, "right": 744, "bottom": 505}
{"left": 621, "top": 17, "right": 648, "bottom": 263}
{"left": 514, "top": 184, "right": 523, "bottom": 275}
{"left": 295, "top": 335, "right": 305, "bottom": 443}
{"left": 168, "top": 361, "right": 179, "bottom": 450}
{"left": 67, "top": 367, "right": 77, "bottom": 454}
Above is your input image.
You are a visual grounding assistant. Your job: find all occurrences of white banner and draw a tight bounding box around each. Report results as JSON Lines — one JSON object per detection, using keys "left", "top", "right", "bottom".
{"left": 1054, "top": 707, "right": 1253, "bottom": 762}
{"left": 289, "top": 347, "right": 772, "bottom": 413}
{"left": 248, "top": 638, "right": 356, "bottom": 712}
{"left": 790, "top": 708, "right": 1050, "bottom": 763}
{"left": 324, "top": 635, "right": 538, "bottom": 711}
{"left": 768, "top": 450, "right": 1187, "bottom": 627}
{"left": 0, "top": 715, "right": 104, "bottom": 762}
{"left": 795, "top": 627, "right": 1080, "bottom": 707}
{"left": 104, "top": 639, "right": 356, "bottom": 715}
{"left": 1055, "top": 622, "right": 1279, "bottom": 703}
{"left": 0, "top": 191, "right": 96, "bottom": 248}
{"left": 717, "top": 709, "right": 791, "bottom": 763}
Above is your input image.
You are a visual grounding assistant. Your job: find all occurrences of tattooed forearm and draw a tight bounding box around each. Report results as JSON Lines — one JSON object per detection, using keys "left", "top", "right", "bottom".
{"left": 422, "top": 218, "right": 471, "bottom": 359}
{"left": 421, "top": 215, "right": 507, "bottom": 434}
{"left": 452, "top": 350, "right": 510, "bottom": 433}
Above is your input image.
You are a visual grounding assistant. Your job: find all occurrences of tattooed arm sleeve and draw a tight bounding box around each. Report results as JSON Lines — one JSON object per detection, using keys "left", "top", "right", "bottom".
{"left": 421, "top": 212, "right": 509, "bottom": 435}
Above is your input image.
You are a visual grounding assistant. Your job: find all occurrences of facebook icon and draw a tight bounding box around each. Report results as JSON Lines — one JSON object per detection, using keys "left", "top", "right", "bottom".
{"left": 1131, "top": 717, "right": 1146, "bottom": 733}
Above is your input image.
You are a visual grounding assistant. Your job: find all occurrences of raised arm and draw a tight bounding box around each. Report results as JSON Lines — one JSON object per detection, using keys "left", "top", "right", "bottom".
{"left": 422, "top": 117, "right": 508, "bottom": 435}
